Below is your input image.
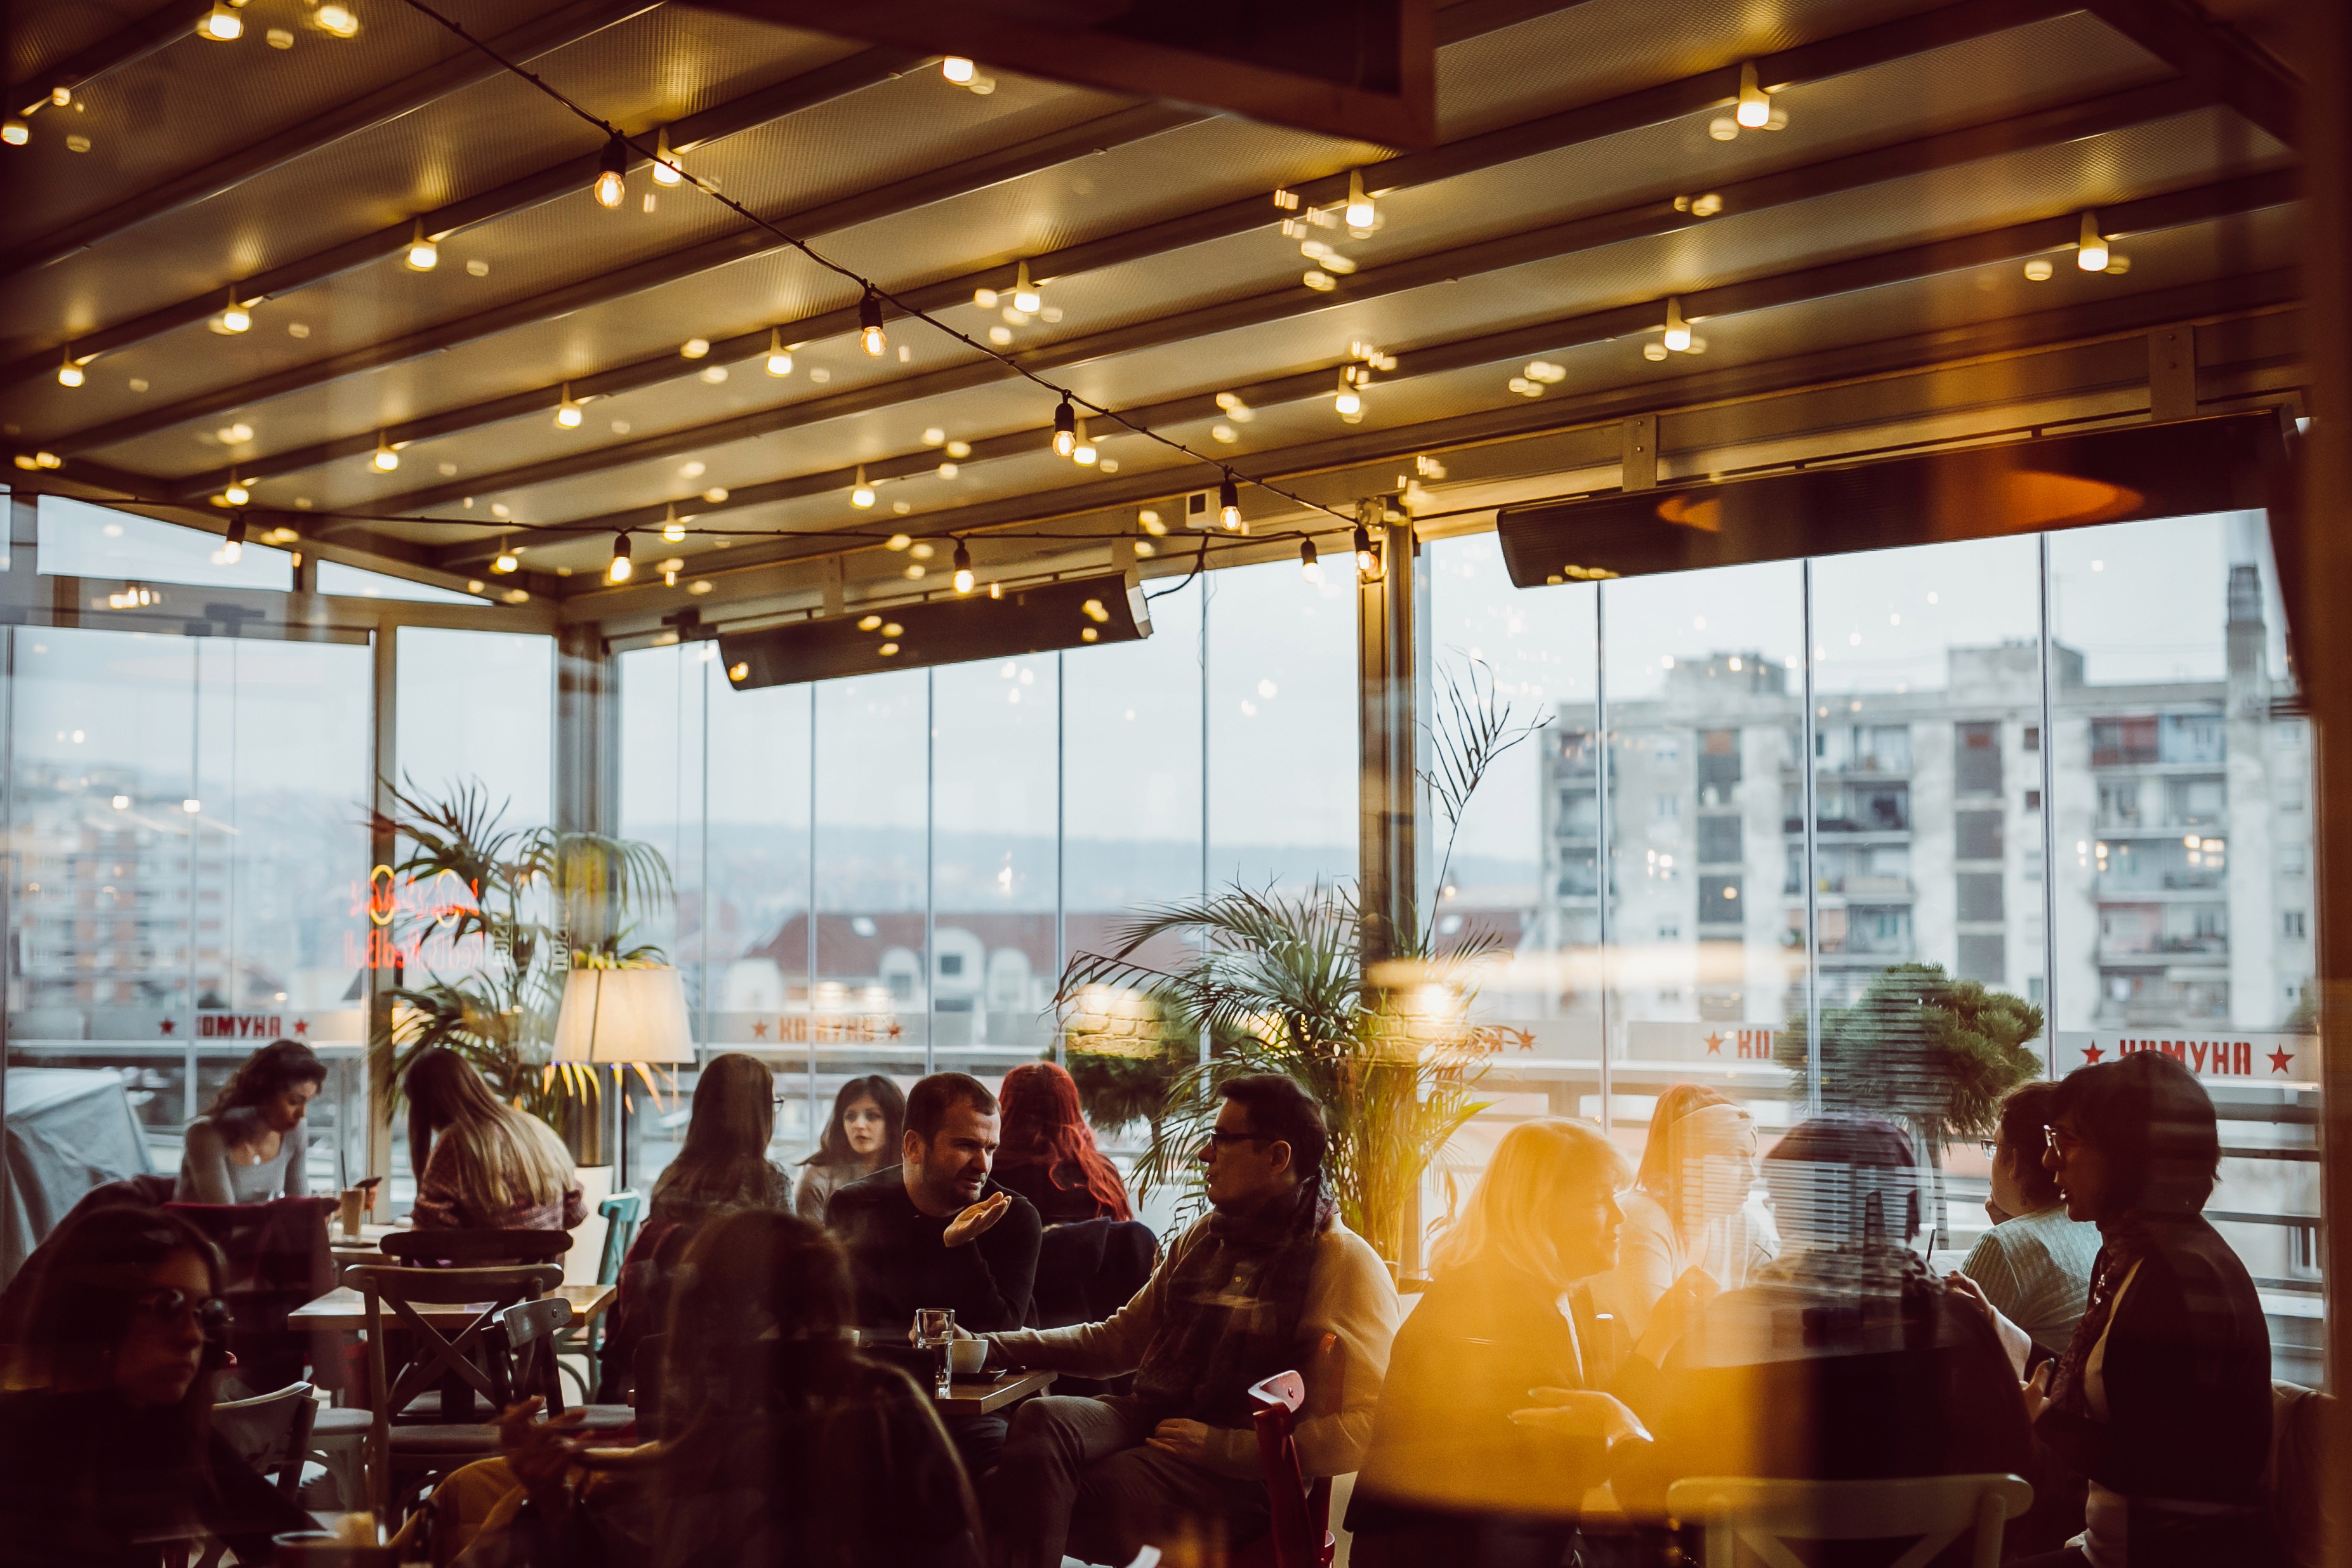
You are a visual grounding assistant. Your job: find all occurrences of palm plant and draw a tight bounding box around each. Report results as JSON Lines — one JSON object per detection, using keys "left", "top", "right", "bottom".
{"left": 366, "top": 778, "right": 675, "bottom": 1130}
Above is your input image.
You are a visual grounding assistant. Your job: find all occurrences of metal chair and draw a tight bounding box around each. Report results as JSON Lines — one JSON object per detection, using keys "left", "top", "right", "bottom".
{"left": 380, "top": 1229, "right": 573, "bottom": 1267}
{"left": 345, "top": 1262, "right": 563, "bottom": 1525}
{"left": 1666, "top": 1473, "right": 2035, "bottom": 1568}
{"left": 204, "top": 1381, "right": 319, "bottom": 1568}
{"left": 1238, "top": 1332, "right": 1344, "bottom": 1568}
{"left": 499, "top": 1296, "right": 637, "bottom": 1437}
{"left": 558, "top": 1190, "right": 640, "bottom": 1399}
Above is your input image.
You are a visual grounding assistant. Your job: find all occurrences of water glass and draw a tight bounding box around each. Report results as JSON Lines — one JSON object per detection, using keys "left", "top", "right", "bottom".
{"left": 914, "top": 1307, "right": 956, "bottom": 1391}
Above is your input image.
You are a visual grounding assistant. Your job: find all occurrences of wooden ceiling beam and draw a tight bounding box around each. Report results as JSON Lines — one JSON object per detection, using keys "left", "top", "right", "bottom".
{"left": 2080, "top": 0, "right": 2299, "bottom": 148}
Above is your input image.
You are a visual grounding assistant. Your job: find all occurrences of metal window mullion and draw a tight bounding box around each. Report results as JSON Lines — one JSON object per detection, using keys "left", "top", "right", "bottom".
{"left": 1055, "top": 650, "right": 1066, "bottom": 1067}
{"left": 185, "top": 640, "right": 202, "bottom": 1124}
{"left": 1596, "top": 583, "right": 1611, "bottom": 1133}
{"left": 1802, "top": 558, "right": 1822, "bottom": 1116}
{"left": 925, "top": 668, "right": 936, "bottom": 1077}
{"left": 2038, "top": 533, "right": 2061, "bottom": 1074}
{"left": 806, "top": 685, "right": 818, "bottom": 1156}
{"left": 1199, "top": 576, "right": 1211, "bottom": 1068}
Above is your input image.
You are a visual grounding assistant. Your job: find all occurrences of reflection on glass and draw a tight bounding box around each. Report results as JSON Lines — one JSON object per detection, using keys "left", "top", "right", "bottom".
{"left": 1206, "top": 557, "right": 1357, "bottom": 892}
{"left": 395, "top": 628, "right": 553, "bottom": 822}
{"left": 814, "top": 670, "right": 930, "bottom": 1081}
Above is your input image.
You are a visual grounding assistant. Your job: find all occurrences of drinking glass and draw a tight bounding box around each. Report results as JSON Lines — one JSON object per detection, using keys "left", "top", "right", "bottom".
{"left": 914, "top": 1307, "right": 956, "bottom": 1391}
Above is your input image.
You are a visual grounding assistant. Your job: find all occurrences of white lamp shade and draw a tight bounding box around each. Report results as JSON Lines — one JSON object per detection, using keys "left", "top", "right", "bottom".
{"left": 551, "top": 966, "right": 696, "bottom": 1065}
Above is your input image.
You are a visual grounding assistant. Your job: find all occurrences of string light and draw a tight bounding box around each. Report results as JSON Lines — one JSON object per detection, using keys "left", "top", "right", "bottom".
{"left": 941, "top": 56, "right": 975, "bottom": 84}
{"left": 1300, "top": 537, "right": 1322, "bottom": 583}
{"left": 2077, "top": 211, "right": 2110, "bottom": 272}
{"left": 607, "top": 532, "right": 633, "bottom": 583}
{"left": 1052, "top": 397, "right": 1077, "bottom": 458}
{"left": 953, "top": 539, "right": 974, "bottom": 594}
{"left": 662, "top": 505, "right": 685, "bottom": 543}
{"left": 201, "top": 2, "right": 243, "bottom": 41}
{"left": 371, "top": 434, "right": 400, "bottom": 472}
{"left": 593, "top": 136, "right": 626, "bottom": 208}
{"left": 1072, "top": 420, "right": 1097, "bottom": 465}
{"left": 1011, "top": 261, "right": 1041, "bottom": 316}
{"left": 1663, "top": 297, "right": 1691, "bottom": 353}
{"left": 1219, "top": 473, "right": 1241, "bottom": 530}
{"left": 404, "top": 221, "right": 438, "bottom": 271}
{"left": 850, "top": 466, "right": 876, "bottom": 508}
{"left": 1344, "top": 171, "right": 1375, "bottom": 230}
{"left": 217, "top": 290, "right": 251, "bottom": 333}
{"left": 857, "top": 289, "right": 886, "bottom": 356}
{"left": 1736, "top": 62, "right": 1770, "bottom": 128}
{"left": 764, "top": 329, "right": 792, "bottom": 376}
{"left": 220, "top": 514, "right": 248, "bottom": 563}
{"left": 553, "top": 383, "right": 585, "bottom": 428}
{"left": 57, "top": 351, "right": 83, "bottom": 388}
{"left": 315, "top": 3, "right": 359, "bottom": 37}
{"left": 222, "top": 475, "right": 249, "bottom": 507}
{"left": 651, "top": 127, "right": 682, "bottom": 186}
{"left": 1354, "top": 523, "right": 1380, "bottom": 578}
{"left": 492, "top": 539, "right": 519, "bottom": 572}
{"left": 1333, "top": 371, "right": 1361, "bottom": 419}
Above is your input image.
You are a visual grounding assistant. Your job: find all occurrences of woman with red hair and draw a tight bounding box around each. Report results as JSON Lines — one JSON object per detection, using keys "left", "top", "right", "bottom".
{"left": 991, "top": 1064, "right": 1132, "bottom": 1224}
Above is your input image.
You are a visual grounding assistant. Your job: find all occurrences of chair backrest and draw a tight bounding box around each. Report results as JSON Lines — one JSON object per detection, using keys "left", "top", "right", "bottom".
{"left": 1033, "top": 1218, "right": 1159, "bottom": 1328}
{"left": 212, "top": 1380, "right": 318, "bottom": 1499}
{"left": 595, "top": 1192, "right": 643, "bottom": 1286}
{"left": 2269, "top": 1380, "right": 2337, "bottom": 1568}
{"left": 1666, "top": 1474, "right": 2034, "bottom": 1568}
{"left": 1245, "top": 1331, "right": 1344, "bottom": 1568}
{"left": 496, "top": 1296, "right": 579, "bottom": 1416}
{"left": 381, "top": 1229, "right": 572, "bottom": 1267}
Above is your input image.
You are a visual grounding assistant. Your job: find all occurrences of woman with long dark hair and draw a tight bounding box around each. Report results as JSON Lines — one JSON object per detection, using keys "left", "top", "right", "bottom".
{"left": 650, "top": 1053, "right": 792, "bottom": 1227}
{"left": 0, "top": 1206, "right": 314, "bottom": 1567}
{"left": 991, "top": 1062, "right": 1130, "bottom": 1224}
{"left": 2018, "top": 1053, "right": 2278, "bottom": 1568}
{"left": 175, "top": 1038, "right": 326, "bottom": 1204}
{"left": 793, "top": 1075, "right": 904, "bottom": 1223}
{"left": 405, "top": 1048, "right": 583, "bottom": 1232}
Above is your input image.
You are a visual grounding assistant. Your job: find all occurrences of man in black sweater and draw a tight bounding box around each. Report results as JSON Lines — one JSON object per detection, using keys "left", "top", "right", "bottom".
{"left": 828, "top": 1071, "right": 1041, "bottom": 1475}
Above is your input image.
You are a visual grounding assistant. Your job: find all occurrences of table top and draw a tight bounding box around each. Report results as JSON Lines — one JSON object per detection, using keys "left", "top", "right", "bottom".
{"left": 934, "top": 1369, "right": 1055, "bottom": 1415}
{"left": 291, "top": 1281, "right": 616, "bottom": 1331}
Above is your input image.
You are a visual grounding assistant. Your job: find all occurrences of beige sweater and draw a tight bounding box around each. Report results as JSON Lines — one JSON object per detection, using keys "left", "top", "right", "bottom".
{"left": 985, "top": 1213, "right": 1399, "bottom": 1480}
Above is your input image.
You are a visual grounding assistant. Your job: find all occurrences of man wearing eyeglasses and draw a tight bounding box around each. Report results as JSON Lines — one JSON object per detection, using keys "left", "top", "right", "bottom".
{"left": 973, "top": 1073, "right": 1400, "bottom": 1568}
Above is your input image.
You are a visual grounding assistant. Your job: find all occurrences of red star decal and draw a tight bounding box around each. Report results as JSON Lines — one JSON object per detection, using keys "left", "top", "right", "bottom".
{"left": 888, "top": 1020, "right": 904, "bottom": 1039}
{"left": 2080, "top": 1044, "right": 2104, "bottom": 1064}
{"left": 159, "top": 1018, "right": 176, "bottom": 1036}
{"left": 1703, "top": 1032, "right": 1724, "bottom": 1055}
{"left": 751, "top": 1019, "right": 769, "bottom": 1039}
{"left": 1511, "top": 1028, "right": 1536, "bottom": 1053}
{"left": 2268, "top": 1046, "right": 2295, "bottom": 1075}
{"left": 293, "top": 1018, "right": 310, "bottom": 1036}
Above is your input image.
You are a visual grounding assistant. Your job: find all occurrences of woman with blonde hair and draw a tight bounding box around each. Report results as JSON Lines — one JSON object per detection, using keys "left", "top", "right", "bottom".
{"left": 1348, "top": 1119, "right": 1655, "bottom": 1567}
{"left": 406, "top": 1048, "right": 585, "bottom": 1232}
{"left": 1588, "top": 1081, "right": 1773, "bottom": 1340}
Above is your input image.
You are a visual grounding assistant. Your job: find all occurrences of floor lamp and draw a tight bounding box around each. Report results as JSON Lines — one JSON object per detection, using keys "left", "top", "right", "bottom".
{"left": 552, "top": 966, "right": 696, "bottom": 1191}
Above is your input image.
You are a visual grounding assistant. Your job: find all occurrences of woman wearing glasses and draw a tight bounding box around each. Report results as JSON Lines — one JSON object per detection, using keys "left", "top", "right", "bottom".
{"left": 1955, "top": 1080, "right": 2101, "bottom": 1359}
{"left": 0, "top": 1205, "right": 314, "bottom": 1567}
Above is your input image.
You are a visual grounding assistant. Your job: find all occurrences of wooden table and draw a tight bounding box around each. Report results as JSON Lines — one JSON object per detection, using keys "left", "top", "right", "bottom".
{"left": 935, "top": 1369, "right": 1055, "bottom": 1415}
{"left": 290, "top": 1281, "right": 618, "bottom": 1332}
{"left": 327, "top": 1222, "right": 400, "bottom": 1268}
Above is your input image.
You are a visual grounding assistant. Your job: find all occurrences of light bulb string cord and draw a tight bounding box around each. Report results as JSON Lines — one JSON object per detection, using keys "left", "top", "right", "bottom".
{"left": 390, "top": 0, "right": 1357, "bottom": 529}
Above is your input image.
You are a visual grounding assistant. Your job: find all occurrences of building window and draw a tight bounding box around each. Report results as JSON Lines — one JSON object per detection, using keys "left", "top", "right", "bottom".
{"left": 1696, "top": 730, "right": 1740, "bottom": 803}
{"left": 1957, "top": 932, "right": 2005, "bottom": 983}
{"left": 1956, "top": 810, "right": 2004, "bottom": 862}
{"left": 2023, "top": 725, "right": 2040, "bottom": 752}
{"left": 1695, "top": 814, "right": 1743, "bottom": 865}
{"left": 2280, "top": 844, "right": 2308, "bottom": 876}
{"left": 1697, "top": 874, "right": 1743, "bottom": 923}
{"left": 2283, "top": 910, "right": 2308, "bottom": 939}
{"left": 1957, "top": 871, "right": 2005, "bottom": 922}
{"left": 1655, "top": 794, "right": 1679, "bottom": 819}
{"left": 1955, "top": 721, "right": 2002, "bottom": 795}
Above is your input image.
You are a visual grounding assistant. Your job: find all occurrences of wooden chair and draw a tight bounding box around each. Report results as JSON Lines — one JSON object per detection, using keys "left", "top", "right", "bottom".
{"left": 345, "top": 1262, "right": 563, "bottom": 1525}
{"left": 1239, "top": 1332, "right": 1344, "bottom": 1568}
{"left": 380, "top": 1229, "right": 572, "bottom": 1267}
{"left": 1666, "top": 1474, "right": 2035, "bottom": 1568}
{"left": 204, "top": 1381, "right": 319, "bottom": 1568}
{"left": 499, "top": 1296, "right": 637, "bottom": 1437}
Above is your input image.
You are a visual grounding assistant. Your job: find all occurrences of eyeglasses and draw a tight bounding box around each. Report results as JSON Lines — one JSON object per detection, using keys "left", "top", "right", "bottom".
{"left": 1198, "top": 1130, "right": 1272, "bottom": 1154}
{"left": 1978, "top": 1139, "right": 2000, "bottom": 1159}
{"left": 2044, "top": 1125, "right": 2085, "bottom": 1156}
{"left": 131, "top": 1288, "right": 232, "bottom": 1336}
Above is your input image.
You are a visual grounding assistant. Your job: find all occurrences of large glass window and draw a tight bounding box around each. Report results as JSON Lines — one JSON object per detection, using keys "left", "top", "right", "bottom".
{"left": 395, "top": 628, "right": 553, "bottom": 822}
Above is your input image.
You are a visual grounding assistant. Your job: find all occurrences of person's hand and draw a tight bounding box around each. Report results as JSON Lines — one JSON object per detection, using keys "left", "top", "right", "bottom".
{"left": 943, "top": 1191, "right": 1012, "bottom": 1248}
{"left": 2021, "top": 1360, "right": 2056, "bottom": 1423}
{"left": 1632, "top": 1267, "right": 1717, "bottom": 1366}
{"left": 1945, "top": 1271, "right": 1993, "bottom": 1321}
{"left": 498, "top": 1397, "right": 588, "bottom": 1494}
{"left": 1508, "top": 1389, "right": 1651, "bottom": 1444}
{"left": 1146, "top": 1419, "right": 1210, "bottom": 1462}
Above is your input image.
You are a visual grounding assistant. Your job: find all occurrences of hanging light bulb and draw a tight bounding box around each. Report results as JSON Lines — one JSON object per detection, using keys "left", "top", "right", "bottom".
{"left": 218, "top": 290, "right": 251, "bottom": 333}
{"left": 1344, "top": 170, "right": 1375, "bottom": 230}
{"left": 1052, "top": 397, "right": 1077, "bottom": 458}
{"left": 1012, "top": 261, "right": 1041, "bottom": 316}
{"left": 370, "top": 434, "right": 400, "bottom": 472}
{"left": 1736, "top": 62, "right": 1771, "bottom": 128}
{"left": 1072, "top": 420, "right": 1097, "bottom": 465}
{"left": 662, "top": 505, "right": 685, "bottom": 543}
{"left": 555, "top": 384, "right": 583, "bottom": 428}
{"left": 1354, "top": 522, "right": 1380, "bottom": 578}
{"left": 222, "top": 475, "right": 249, "bottom": 507}
{"left": 492, "top": 539, "right": 519, "bottom": 573}
{"left": 220, "top": 514, "right": 248, "bottom": 563}
{"left": 941, "top": 56, "right": 975, "bottom": 84}
{"left": 857, "top": 289, "right": 886, "bottom": 356}
{"left": 57, "top": 351, "right": 83, "bottom": 388}
{"left": 201, "top": 2, "right": 243, "bottom": 41}
{"left": 850, "top": 466, "right": 876, "bottom": 508}
{"left": 953, "top": 539, "right": 974, "bottom": 594}
{"left": 404, "top": 221, "right": 438, "bottom": 272}
{"left": 607, "top": 532, "right": 633, "bottom": 583}
{"left": 1300, "top": 537, "right": 1322, "bottom": 584}
{"left": 2077, "top": 211, "right": 2110, "bottom": 272}
{"left": 764, "top": 329, "right": 792, "bottom": 376}
{"left": 1333, "top": 371, "right": 1361, "bottom": 419}
{"left": 1219, "top": 473, "right": 1241, "bottom": 531}
{"left": 593, "top": 136, "right": 627, "bottom": 209}
{"left": 1663, "top": 297, "right": 1691, "bottom": 353}
{"left": 651, "top": 127, "right": 682, "bottom": 186}
{"left": 3, "top": 116, "right": 28, "bottom": 146}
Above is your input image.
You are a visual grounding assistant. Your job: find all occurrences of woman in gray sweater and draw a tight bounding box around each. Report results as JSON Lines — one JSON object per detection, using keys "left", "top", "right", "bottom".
{"left": 175, "top": 1039, "right": 325, "bottom": 1204}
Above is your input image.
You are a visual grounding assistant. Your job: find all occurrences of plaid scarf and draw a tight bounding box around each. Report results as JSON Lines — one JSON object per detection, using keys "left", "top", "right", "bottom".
{"left": 2046, "top": 1216, "right": 2150, "bottom": 1420}
{"left": 1131, "top": 1177, "right": 1336, "bottom": 1426}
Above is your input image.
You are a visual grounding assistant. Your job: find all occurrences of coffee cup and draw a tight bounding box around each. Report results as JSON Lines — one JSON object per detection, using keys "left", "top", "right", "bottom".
{"left": 948, "top": 1338, "right": 989, "bottom": 1378}
{"left": 337, "top": 1189, "right": 366, "bottom": 1238}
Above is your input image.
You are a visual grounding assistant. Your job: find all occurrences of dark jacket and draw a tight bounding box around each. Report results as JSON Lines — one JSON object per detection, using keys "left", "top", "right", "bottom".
{"left": 0, "top": 1388, "right": 314, "bottom": 1568}
{"left": 991, "top": 1158, "right": 1128, "bottom": 1227}
{"left": 826, "top": 1166, "right": 1041, "bottom": 1332}
{"left": 2036, "top": 1216, "right": 2273, "bottom": 1527}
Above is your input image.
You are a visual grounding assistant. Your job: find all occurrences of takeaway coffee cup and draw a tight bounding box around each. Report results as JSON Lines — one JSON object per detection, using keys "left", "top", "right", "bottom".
{"left": 338, "top": 1189, "right": 366, "bottom": 1238}
{"left": 948, "top": 1338, "right": 989, "bottom": 1378}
